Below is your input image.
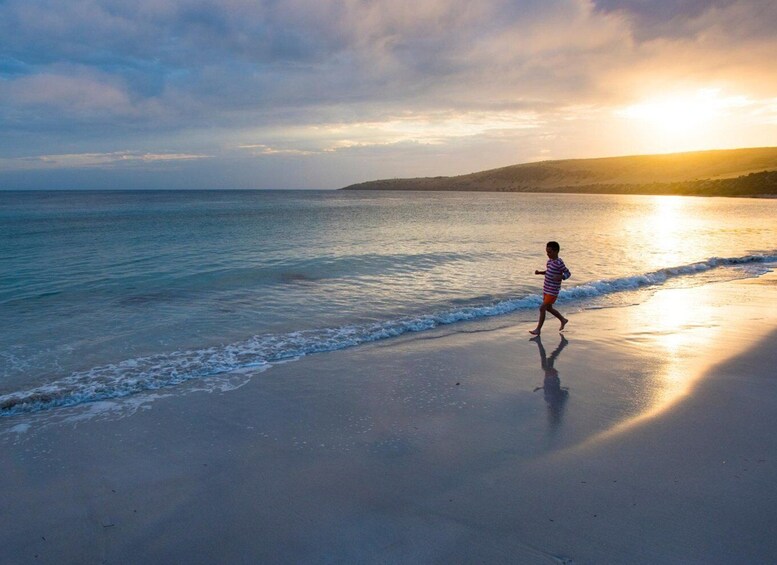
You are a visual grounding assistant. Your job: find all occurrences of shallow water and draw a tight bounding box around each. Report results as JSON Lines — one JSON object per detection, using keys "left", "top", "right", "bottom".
{"left": 1, "top": 190, "right": 775, "bottom": 414}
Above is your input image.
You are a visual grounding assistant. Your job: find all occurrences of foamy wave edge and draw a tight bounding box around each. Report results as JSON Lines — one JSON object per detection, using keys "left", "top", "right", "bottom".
{"left": 2, "top": 253, "right": 774, "bottom": 416}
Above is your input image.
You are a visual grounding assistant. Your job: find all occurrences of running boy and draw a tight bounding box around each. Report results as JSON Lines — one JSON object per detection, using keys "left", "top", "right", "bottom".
{"left": 530, "top": 241, "right": 571, "bottom": 336}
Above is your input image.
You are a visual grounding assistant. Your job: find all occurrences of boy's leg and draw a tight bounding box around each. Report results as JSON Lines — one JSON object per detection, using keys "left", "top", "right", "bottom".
{"left": 547, "top": 305, "right": 568, "bottom": 331}
{"left": 530, "top": 304, "right": 548, "bottom": 335}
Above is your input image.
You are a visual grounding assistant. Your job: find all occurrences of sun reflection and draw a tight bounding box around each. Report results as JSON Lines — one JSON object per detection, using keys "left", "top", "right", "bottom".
{"left": 638, "top": 195, "right": 690, "bottom": 268}
{"left": 647, "top": 195, "right": 683, "bottom": 240}
{"left": 647, "top": 195, "right": 684, "bottom": 227}
{"left": 577, "top": 285, "right": 730, "bottom": 448}
{"left": 646, "top": 290, "right": 704, "bottom": 407}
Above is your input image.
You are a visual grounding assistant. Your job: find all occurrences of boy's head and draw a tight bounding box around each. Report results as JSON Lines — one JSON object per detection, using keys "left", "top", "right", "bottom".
{"left": 546, "top": 241, "right": 560, "bottom": 259}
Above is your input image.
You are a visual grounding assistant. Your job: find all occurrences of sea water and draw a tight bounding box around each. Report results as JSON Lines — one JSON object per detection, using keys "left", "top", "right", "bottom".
{"left": 1, "top": 190, "right": 776, "bottom": 415}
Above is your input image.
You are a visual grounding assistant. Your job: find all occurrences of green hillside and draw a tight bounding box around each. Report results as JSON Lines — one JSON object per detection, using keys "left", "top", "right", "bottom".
{"left": 341, "top": 147, "right": 777, "bottom": 196}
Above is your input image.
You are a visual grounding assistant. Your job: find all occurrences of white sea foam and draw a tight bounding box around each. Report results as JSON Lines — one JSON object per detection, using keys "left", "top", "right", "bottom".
{"left": 1, "top": 253, "right": 774, "bottom": 417}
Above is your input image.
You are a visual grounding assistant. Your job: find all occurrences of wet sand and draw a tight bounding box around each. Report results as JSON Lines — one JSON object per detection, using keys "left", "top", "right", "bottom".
{"left": 2, "top": 273, "right": 776, "bottom": 563}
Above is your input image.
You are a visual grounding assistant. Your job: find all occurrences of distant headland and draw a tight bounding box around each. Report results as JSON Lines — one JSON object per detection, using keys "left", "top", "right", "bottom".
{"left": 341, "top": 147, "right": 777, "bottom": 197}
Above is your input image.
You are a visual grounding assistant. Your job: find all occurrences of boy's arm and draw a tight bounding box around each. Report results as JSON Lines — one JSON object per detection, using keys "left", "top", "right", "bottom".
{"left": 535, "top": 270, "right": 546, "bottom": 275}
{"left": 558, "top": 259, "right": 571, "bottom": 280}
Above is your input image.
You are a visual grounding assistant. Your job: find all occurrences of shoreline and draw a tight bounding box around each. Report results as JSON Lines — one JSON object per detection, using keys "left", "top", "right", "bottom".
{"left": 2, "top": 273, "right": 776, "bottom": 563}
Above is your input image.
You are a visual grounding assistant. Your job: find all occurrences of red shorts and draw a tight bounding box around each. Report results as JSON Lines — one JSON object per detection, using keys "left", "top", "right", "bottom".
{"left": 542, "top": 294, "right": 558, "bottom": 306}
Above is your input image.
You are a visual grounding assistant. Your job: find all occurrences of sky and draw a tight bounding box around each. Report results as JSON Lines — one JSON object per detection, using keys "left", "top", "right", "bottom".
{"left": 1, "top": 0, "right": 776, "bottom": 190}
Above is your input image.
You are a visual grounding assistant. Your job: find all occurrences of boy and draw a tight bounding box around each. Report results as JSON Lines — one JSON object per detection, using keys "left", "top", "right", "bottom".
{"left": 530, "top": 241, "right": 570, "bottom": 336}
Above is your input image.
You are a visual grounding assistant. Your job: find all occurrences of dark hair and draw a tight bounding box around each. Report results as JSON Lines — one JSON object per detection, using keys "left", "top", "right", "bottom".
{"left": 546, "top": 241, "right": 560, "bottom": 251}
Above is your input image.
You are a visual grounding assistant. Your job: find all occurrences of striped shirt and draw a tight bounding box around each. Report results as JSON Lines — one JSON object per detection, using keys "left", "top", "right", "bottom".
{"left": 543, "top": 258, "right": 571, "bottom": 296}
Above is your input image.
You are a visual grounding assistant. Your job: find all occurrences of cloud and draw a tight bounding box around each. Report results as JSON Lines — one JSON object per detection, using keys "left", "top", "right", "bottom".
{"left": 1, "top": 151, "right": 209, "bottom": 170}
{"left": 0, "top": 0, "right": 775, "bottom": 188}
{"left": 238, "top": 144, "right": 317, "bottom": 156}
{"left": 0, "top": 1, "right": 627, "bottom": 118}
{"left": 3, "top": 0, "right": 773, "bottom": 119}
{"left": 593, "top": 0, "right": 777, "bottom": 42}
{"left": 1, "top": 70, "right": 135, "bottom": 119}
{"left": 234, "top": 110, "right": 542, "bottom": 156}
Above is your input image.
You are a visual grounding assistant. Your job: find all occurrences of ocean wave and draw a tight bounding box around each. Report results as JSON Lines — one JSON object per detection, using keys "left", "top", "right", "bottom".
{"left": 2, "top": 253, "right": 774, "bottom": 416}
{"left": 559, "top": 253, "right": 777, "bottom": 299}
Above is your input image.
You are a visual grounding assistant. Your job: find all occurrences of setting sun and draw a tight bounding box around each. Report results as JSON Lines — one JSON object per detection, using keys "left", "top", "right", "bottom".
{"left": 616, "top": 89, "right": 753, "bottom": 153}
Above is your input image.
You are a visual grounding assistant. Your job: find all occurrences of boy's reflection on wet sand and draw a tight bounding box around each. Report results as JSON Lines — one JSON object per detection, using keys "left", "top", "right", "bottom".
{"left": 532, "top": 335, "right": 569, "bottom": 432}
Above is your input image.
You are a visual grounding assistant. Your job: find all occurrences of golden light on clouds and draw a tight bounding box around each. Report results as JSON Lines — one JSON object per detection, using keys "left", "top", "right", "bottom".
{"left": 615, "top": 88, "right": 756, "bottom": 153}
{"left": 238, "top": 111, "right": 542, "bottom": 155}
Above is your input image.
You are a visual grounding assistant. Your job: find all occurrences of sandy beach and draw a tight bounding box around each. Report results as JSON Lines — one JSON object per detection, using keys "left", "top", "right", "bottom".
{"left": 2, "top": 272, "right": 776, "bottom": 564}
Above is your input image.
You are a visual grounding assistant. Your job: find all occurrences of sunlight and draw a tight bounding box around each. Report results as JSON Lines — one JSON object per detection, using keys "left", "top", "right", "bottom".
{"left": 575, "top": 284, "right": 730, "bottom": 450}
{"left": 648, "top": 290, "right": 699, "bottom": 389}
{"left": 639, "top": 196, "right": 689, "bottom": 268}
{"left": 620, "top": 91, "right": 718, "bottom": 133}
{"left": 646, "top": 195, "right": 684, "bottom": 232}
{"left": 616, "top": 88, "right": 752, "bottom": 152}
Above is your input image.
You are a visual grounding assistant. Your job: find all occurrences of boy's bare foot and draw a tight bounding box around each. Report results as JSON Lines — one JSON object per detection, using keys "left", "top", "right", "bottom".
{"left": 559, "top": 318, "right": 568, "bottom": 332}
{"left": 529, "top": 329, "right": 541, "bottom": 336}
